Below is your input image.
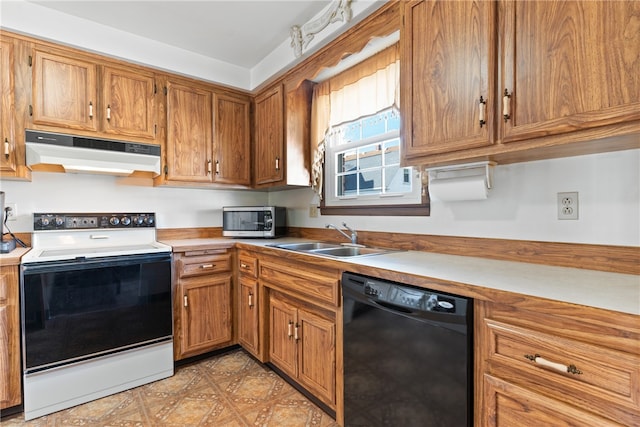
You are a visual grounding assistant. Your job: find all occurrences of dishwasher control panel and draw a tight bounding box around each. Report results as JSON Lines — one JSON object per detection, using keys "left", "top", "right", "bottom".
{"left": 343, "top": 272, "right": 468, "bottom": 316}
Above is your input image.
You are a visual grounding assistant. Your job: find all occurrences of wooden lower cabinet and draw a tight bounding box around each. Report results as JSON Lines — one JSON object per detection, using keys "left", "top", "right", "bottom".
{"left": 237, "top": 276, "right": 260, "bottom": 357}
{"left": 483, "top": 374, "right": 623, "bottom": 426}
{"left": 268, "top": 291, "right": 336, "bottom": 408}
{"left": 173, "top": 248, "right": 233, "bottom": 360}
{"left": 476, "top": 299, "right": 640, "bottom": 426}
{"left": 0, "top": 264, "right": 21, "bottom": 410}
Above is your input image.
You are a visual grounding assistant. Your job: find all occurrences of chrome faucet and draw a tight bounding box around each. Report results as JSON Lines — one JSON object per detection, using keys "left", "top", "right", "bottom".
{"left": 326, "top": 222, "right": 358, "bottom": 245}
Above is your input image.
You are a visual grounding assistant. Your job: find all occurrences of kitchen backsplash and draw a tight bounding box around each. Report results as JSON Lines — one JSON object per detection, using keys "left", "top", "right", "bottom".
{"left": 1, "top": 149, "right": 638, "bottom": 247}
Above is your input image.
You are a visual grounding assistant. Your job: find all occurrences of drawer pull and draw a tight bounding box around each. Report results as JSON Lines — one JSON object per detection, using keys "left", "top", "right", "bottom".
{"left": 240, "top": 263, "right": 249, "bottom": 269}
{"left": 287, "top": 321, "right": 293, "bottom": 338}
{"left": 200, "top": 264, "right": 214, "bottom": 269}
{"left": 248, "top": 292, "right": 253, "bottom": 307}
{"left": 524, "top": 354, "right": 582, "bottom": 375}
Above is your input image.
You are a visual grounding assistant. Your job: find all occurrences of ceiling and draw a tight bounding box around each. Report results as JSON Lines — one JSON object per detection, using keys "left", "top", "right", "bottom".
{"left": 29, "top": 0, "right": 332, "bottom": 69}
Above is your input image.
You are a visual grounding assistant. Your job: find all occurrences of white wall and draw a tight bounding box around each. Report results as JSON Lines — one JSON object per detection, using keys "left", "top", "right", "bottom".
{"left": 268, "top": 149, "right": 640, "bottom": 247}
{"left": 2, "top": 150, "right": 638, "bottom": 246}
{"left": 0, "top": 173, "right": 268, "bottom": 232}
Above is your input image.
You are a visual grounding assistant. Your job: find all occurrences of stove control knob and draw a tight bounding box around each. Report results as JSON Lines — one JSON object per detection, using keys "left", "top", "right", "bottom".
{"left": 54, "top": 217, "right": 65, "bottom": 227}
{"left": 39, "top": 217, "right": 50, "bottom": 227}
{"left": 109, "top": 217, "right": 120, "bottom": 226}
{"left": 133, "top": 216, "right": 144, "bottom": 225}
{"left": 121, "top": 216, "right": 131, "bottom": 226}
{"left": 144, "top": 216, "right": 155, "bottom": 225}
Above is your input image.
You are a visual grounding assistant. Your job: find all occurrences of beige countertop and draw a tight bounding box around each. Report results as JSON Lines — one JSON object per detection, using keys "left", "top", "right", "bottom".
{"left": 162, "top": 237, "right": 640, "bottom": 316}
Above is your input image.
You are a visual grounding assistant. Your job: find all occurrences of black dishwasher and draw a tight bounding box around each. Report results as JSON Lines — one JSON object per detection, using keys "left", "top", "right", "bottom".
{"left": 342, "top": 272, "right": 473, "bottom": 426}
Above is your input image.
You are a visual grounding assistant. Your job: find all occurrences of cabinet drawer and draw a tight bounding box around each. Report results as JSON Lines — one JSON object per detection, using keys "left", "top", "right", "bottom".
{"left": 484, "top": 318, "right": 640, "bottom": 425}
{"left": 259, "top": 260, "right": 339, "bottom": 306}
{"left": 238, "top": 252, "right": 258, "bottom": 278}
{"left": 177, "top": 253, "right": 231, "bottom": 278}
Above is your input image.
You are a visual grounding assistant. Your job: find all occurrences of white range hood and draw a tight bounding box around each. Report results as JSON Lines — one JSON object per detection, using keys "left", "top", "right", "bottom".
{"left": 25, "top": 130, "right": 161, "bottom": 176}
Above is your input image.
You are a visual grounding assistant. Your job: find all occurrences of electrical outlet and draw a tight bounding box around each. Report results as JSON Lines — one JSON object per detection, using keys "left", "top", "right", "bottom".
{"left": 309, "top": 204, "right": 319, "bottom": 218}
{"left": 557, "top": 192, "right": 578, "bottom": 220}
{"left": 5, "top": 202, "right": 17, "bottom": 220}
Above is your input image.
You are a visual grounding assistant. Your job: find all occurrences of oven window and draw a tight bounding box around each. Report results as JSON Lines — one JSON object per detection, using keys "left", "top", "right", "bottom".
{"left": 21, "top": 253, "right": 172, "bottom": 372}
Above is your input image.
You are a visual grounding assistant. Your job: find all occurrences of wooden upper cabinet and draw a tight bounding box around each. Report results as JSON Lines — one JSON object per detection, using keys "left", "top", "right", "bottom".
{"left": 500, "top": 0, "right": 640, "bottom": 143}
{"left": 401, "top": 0, "right": 496, "bottom": 160}
{"left": 0, "top": 39, "right": 16, "bottom": 175}
{"left": 164, "top": 79, "right": 213, "bottom": 182}
{"left": 32, "top": 48, "right": 98, "bottom": 131}
{"left": 213, "top": 92, "right": 251, "bottom": 185}
{"left": 102, "top": 65, "right": 156, "bottom": 139}
{"left": 254, "top": 84, "right": 284, "bottom": 186}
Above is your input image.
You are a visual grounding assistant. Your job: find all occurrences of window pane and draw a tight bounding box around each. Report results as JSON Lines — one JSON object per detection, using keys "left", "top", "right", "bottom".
{"left": 343, "top": 123, "right": 360, "bottom": 143}
{"left": 360, "top": 169, "right": 381, "bottom": 194}
{"left": 358, "top": 144, "right": 382, "bottom": 168}
{"left": 384, "top": 166, "right": 411, "bottom": 193}
{"left": 338, "top": 149, "right": 357, "bottom": 173}
{"left": 362, "top": 116, "right": 385, "bottom": 138}
{"left": 338, "top": 173, "right": 358, "bottom": 197}
{"left": 384, "top": 139, "right": 400, "bottom": 165}
{"left": 387, "top": 111, "right": 400, "bottom": 131}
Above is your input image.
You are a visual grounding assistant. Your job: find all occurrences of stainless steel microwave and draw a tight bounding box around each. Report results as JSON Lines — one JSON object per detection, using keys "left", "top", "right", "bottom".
{"left": 222, "top": 206, "right": 286, "bottom": 238}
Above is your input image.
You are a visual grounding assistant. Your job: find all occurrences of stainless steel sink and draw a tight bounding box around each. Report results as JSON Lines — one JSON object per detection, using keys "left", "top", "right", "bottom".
{"left": 268, "top": 241, "right": 396, "bottom": 258}
{"left": 312, "top": 246, "right": 390, "bottom": 258}
{"left": 270, "top": 242, "right": 341, "bottom": 251}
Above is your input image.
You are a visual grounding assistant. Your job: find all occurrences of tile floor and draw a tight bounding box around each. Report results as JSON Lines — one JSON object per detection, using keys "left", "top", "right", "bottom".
{"left": 1, "top": 349, "right": 339, "bottom": 427}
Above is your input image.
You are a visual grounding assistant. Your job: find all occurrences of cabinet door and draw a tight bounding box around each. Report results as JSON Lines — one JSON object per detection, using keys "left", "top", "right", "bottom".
{"left": 32, "top": 49, "right": 98, "bottom": 131}
{"left": 483, "top": 375, "right": 623, "bottom": 427}
{"left": 254, "top": 85, "right": 284, "bottom": 186}
{"left": 400, "top": 0, "right": 496, "bottom": 162}
{"left": 180, "top": 275, "right": 232, "bottom": 357}
{"left": 297, "top": 308, "right": 335, "bottom": 406}
{"left": 501, "top": 0, "right": 640, "bottom": 143}
{"left": 269, "top": 293, "right": 297, "bottom": 378}
{"left": 0, "top": 266, "right": 21, "bottom": 409}
{"left": 0, "top": 39, "right": 15, "bottom": 174}
{"left": 165, "top": 80, "right": 213, "bottom": 182}
{"left": 237, "top": 277, "right": 259, "bottom": 357}
{"left": 213, "top": 93, "right": 251, "bottom": 185}
{"left": 102, "top": 65, "right": 156, "bottom": 140}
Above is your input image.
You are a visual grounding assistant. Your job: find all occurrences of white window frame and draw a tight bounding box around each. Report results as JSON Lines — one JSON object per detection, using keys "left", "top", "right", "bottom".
{"left": 325, "top": 112, "right": 421, "bottom": 208}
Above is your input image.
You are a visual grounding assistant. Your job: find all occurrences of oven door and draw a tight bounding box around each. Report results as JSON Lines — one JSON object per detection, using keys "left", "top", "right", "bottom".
{"left": 20, "top": 252, "right": 173, "bottom": 374}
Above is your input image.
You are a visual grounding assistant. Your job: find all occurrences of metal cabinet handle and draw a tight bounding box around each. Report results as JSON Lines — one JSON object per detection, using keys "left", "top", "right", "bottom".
{"left": 4, "top": 138, "right": 9, "bottom": 159}
{"left": 200, "top": 264, "right": 214, "bottom": 269}
{"left": 248, "top": 292, "right": 253, "bottom": 308}
{"left": 524, "top": 354, "right": 582, "bottom": 375}
{"left": 183, "top": 295, "right": 188, "bottom": 307}
{"left": 240, "top": 263, "right": 249, "bottom": 269}
{"left": 215, "top": 160, "right": 220, "bottom": 175}
{"left": 503, "top": 89, "right": 512, "bottom": 122}
{"left": 287, "top": 321, "right": 293, "bottom": 338}
{"left": 89, "top": 101, "right": 93, "bottom": 119}
{"left": 275, "top": 156, "right": 280, "bottom": 171}
{"left": 479, "top": 96, "right": 487, "bottom": 128}
{"left": 106, "top": 104, "right": 111, "bottom": 121}
{"left": 294, "top": 323, "right": 300, "bottom": 341}
{"left": 207, "top": 160, "right": 212, "bottom": 175}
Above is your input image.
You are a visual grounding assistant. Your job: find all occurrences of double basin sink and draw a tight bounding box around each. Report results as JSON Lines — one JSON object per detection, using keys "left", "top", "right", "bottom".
{"left": 268, "top": 241, "right": 396, "bottom": 259}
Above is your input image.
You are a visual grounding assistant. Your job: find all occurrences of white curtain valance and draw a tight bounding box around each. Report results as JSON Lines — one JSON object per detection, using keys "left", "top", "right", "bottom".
{"left": 311, "top": 43, "right": 399, "bottom": 200}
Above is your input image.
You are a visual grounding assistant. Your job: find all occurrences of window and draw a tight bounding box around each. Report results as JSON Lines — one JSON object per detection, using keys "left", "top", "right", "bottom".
{"left": 311, "top": 43, "right": 429, "bottom": 216}
{"left": 325, "top": 108, "right": 421, "bottom": 207}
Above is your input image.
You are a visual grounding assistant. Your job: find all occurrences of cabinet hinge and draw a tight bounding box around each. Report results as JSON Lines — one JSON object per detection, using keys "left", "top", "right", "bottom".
{"left": 154, "top": 83, "right": 157, "bottom": 94}
{"left": 164, "top": 86, "right": 167, "bottom": 96}
{"left": 29, "top": 105, "right": 33, "bottom": 116}
{"left": 28, "top": 55, "right": 32, "bottom": 67}
{"left": 154, "top": 124, "right": 157, "bottom": 135}
{"left": 164, "top": 164, "right": 168, "bottom": 175}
